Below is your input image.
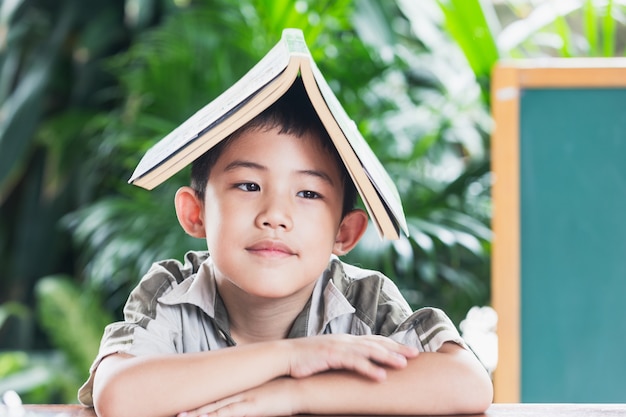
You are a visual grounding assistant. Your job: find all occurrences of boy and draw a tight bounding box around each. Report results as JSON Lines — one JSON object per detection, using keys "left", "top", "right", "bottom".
{"left": 79, "top": 79, "right": 493, "bottom": 417}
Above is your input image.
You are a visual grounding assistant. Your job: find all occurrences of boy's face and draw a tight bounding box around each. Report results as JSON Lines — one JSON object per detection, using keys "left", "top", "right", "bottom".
{"left": 199, "top": 127, "right": 354, "bottom": 300}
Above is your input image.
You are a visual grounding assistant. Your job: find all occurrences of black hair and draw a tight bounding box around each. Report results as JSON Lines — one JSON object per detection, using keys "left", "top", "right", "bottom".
{"left": 190, "top": 77, "right": 358, "bottom": 217}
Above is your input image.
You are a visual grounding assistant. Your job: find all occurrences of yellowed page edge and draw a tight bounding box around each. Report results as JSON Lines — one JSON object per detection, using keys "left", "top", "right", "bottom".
{"left": 299, "top": 63, "right": 398, "bottom": 240}
{"left": 134, "top": 61, "right": 303, "bottom": 190}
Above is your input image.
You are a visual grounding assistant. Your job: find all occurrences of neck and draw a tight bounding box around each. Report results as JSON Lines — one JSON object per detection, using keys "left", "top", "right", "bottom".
{"left": 217, "top": 282, "right": 315, "bottom": 345}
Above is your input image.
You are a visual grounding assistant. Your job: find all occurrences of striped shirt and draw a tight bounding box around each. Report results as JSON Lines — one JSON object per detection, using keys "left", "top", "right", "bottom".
{"left": 78, "top": 251, "right": 465, "bottom": 406}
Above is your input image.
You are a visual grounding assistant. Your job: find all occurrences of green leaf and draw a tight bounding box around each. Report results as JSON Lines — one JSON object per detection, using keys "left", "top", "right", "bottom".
{"left": 435, "top": 0, "right": 500, "bottom": 79}
{"left": 0, "top": 302, "right": 30, "bottom": 330}
{"left": 0, "top": 5, "right": 74, "bottom": 195}
{"left": 584, "top": 0, "right": 598, "bottom": 55}
{"left": 603, "top": 0, "right": 616, "bottom": 56}
{"left": 496, "top": 2, "right": 581, "bottom": 56}
{"left": 35, "top": 276, "right": 113, "bottom": 377}
{"left": 0, "top": 351, "right": 29, "bottom": 378}
{"left": 554, "top": 12, "right": 574, "bottom": 57}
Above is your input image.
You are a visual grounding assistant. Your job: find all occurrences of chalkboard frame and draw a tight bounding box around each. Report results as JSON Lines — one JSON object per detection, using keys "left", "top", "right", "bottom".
{"left": 490, "top": 58, "right": 626, "bottom": 402}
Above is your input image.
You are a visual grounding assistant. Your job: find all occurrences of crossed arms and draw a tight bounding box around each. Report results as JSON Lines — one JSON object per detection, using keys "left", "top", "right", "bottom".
{"left": 92, "top": 334, "right": 493, "bottom": 417}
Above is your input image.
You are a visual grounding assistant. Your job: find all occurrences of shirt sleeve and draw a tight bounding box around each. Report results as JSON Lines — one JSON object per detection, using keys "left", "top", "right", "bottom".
{"left": 77, "top": 264, "right": 183, "bottom": 406}
{"left": 390, "top": 307, "right": 467, "bottom": 352}
{"left": 328, "top": 259, "right": 466, "bottom": 352}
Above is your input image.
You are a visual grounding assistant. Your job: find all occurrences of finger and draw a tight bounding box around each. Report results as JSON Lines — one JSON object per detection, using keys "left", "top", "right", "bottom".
{"left": 317, "top": 342, "right": 391, "bottom": 381}
{"left": 369, "top": 348, "right": 409, "bottom": 369}
{"left": 343, "top": 354, "right": 389, "bottom": 381}
{"left": 205, "top": 396, "right": 280, "bottom": 417}
{"left": 343, "top": 337, "right": 409, "bottom": 366}
{"left": 365, "top": 335, "right": 420, "bottom": 357}
{"left": 287, "top": 335, "right": 418, "bottom": 379}
{"left": 359, "top": 337, "right": 421, "bottom": 367}
{"left": 177, "top": 395, "right": 243, "bottom": 417}
{"left": 332, "top": 338, "right": 418, "bottom": 379}
{"left": 205, "top": 401, "right": 254, "bottom": 417}
{"left": 390, "top": 340, "right": 420, "bottom": 358}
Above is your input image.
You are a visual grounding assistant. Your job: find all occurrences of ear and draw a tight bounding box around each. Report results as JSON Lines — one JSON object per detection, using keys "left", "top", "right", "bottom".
{"left": 332, "top": 209, "right": 368, "bottom": 256}
{"left": 174, "top": 186, "right": 206, "bottom": 238}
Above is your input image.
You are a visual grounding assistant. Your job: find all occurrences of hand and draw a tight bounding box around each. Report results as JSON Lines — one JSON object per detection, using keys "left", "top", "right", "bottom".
{"left": 176, "top": 335, "right": 419, "bottom": 417}
{"left": 176, "top": 378, "right": 296, "bottom": 417}
{"left": 285, "top": 334, "right": 419, "bottom": 382}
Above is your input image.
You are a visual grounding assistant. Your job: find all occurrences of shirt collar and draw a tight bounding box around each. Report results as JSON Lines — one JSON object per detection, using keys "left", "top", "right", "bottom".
{"left": 158, "top": 255, "right": 356, "bottom": 338}
{"left": 158, "top": 258, "right": 220, "bottom": 319}
{"left": 291, "top": 256, "right": 356, "bottom": 337}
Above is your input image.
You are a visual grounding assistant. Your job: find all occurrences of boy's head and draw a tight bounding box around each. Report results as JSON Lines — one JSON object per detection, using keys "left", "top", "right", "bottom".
{"left": 189, "top": 77, "right": 358, "bottom": 218}
{"left": 174, "top": 78, "right": 369, "bottom": 299}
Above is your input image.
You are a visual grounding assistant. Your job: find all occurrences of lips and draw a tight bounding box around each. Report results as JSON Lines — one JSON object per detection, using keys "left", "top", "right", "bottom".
{"left": 246, "top": 239, "right": 296, "bottom": 257}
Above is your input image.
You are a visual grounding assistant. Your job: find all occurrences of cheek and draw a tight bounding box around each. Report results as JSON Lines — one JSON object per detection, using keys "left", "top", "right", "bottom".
{"left": 297, "top": 209, "right": 341, "bottom": 246}
{"left": 203, "top": 201, "right": 230, "bottom": 239}
{"left": 203, "top": 198, "right": 254, "bottom": 241}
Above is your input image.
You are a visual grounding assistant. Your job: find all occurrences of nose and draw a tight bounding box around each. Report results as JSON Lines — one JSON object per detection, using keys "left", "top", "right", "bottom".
{"left": 255, "top": 191, "right": 293, "bottom": 231}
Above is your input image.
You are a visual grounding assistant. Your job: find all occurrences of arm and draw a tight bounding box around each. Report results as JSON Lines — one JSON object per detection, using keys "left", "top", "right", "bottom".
{"left": 92, "top": 334, "right": 418, "bottom": 417}
{"left": 183, "top": 342, "right": 493, "bottom": 417}
{"left": 298, "top": 342, "right": 493, "bottom": 415}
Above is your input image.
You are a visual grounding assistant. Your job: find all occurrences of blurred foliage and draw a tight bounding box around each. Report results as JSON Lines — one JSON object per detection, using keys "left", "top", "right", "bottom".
{"left": 35, "top": 276, "right": 113, "bottom": 379}
{"left": 2, "top": 0, "right": 625, "bottom": 404}
{"left": 341, "top": 0, "right": 493, "bottom": 320}
{"left": 492, "top": 0, "right": 626, "bottom": 58}
{"left": 0, "top": 350, "right": 76, "bottom": 404}
{"left": 62, "top": 0, "right": 493, "bottom": 327}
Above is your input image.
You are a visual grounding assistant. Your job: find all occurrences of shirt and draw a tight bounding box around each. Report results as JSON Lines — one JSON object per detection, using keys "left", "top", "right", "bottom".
{"left": 78, "top": 251, "right": 465, "bottom": 406}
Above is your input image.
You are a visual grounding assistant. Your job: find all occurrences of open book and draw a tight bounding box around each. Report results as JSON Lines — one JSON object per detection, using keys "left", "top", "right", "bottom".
{"left": 129, "top": 28, "right": 408, "bottom": 240}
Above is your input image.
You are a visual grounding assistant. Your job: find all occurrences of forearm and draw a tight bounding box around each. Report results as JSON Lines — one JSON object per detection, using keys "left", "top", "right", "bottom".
{"left": 92, "top": 333, "right": 417, "bottom": 417}
{"left": 296, "top": 345, "right": 493, "bottom": 415}
{"left": 93, "top": 341, "right": 290, "bottom": 417}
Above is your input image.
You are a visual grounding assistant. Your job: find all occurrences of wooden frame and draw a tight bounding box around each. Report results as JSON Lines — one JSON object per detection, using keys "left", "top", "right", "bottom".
{"left": 490, "top": 58, "right": 626, "bottom": 402}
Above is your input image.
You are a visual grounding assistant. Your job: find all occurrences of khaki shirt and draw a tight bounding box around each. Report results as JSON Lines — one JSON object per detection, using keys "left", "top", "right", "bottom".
{"left": 78, "top": 251, "right": 465, "bottom": 405}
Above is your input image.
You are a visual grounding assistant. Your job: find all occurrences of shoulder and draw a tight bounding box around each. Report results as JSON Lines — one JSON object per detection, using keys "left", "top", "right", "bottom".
{"left": 137, "top": 250, "right": 208, "bottom": 288}
{"left": 328, "top": 257, "right": 387, "bottom": 288}
{"left": 325, "top": 258, "right": 412, "bottom": 334}
{"left": 327, "top": 259, "right": 465, "bottom": 351}
{"left": 328, "top": 257, "right": 410, "bottom": 311}
{"left": 394, "top": 307, "right": 466, "bottom": 352}
{"left": 125, "top": 250, "right": 209, "bottom": 320}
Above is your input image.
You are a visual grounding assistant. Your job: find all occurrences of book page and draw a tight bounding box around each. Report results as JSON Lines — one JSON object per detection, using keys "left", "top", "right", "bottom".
{"left": 135, "top": 62, "right": 303, "bottom": 189}
{"left": 130, "top": 36, "right": 294, "bottom": 182}
{"left": 306, "top": 58, "right": 408, "bottom": 236}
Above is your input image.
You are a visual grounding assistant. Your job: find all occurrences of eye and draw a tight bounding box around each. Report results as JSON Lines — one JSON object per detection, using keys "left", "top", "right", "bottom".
{"left": 297, "top": 190, "right": 321, "bottom": 199}
{"left": 236, "top": 182, "right": 260, "bottom": 192}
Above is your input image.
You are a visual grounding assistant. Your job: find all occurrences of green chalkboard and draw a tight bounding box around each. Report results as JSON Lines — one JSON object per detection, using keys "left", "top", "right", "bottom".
{"left": 520, "top": 88, "right": 626, "bottom": 402}
{"left": 491, "top": 60, "right": 626, "bottom": 403}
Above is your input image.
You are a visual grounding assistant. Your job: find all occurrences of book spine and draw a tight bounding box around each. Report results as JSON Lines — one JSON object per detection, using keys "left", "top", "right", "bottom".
{"left": 282, "top": 28, "right": 309, "bottom": 56}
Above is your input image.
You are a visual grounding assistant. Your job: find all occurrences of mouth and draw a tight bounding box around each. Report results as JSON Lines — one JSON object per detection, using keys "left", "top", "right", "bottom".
{"left": 246, "top": 240, "right": 296, "bottom": 258}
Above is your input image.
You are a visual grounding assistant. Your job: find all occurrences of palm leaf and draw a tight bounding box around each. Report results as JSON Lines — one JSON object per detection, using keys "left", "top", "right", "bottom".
{"left": 35, "top": 276, "right": 113, "bottom": 377}
{"left": 0, "top": 4, "right": 74, "bottom": 197}
{"left": 435, "top": 0, "right": 500, "bottom": 80}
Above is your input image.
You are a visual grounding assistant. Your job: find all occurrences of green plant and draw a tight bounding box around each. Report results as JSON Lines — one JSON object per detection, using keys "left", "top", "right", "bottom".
{"left": 35, "top": 276, "right": 113, "bottom": 379}
{"left": 0, "top": 350, "right": 76, "bottom": 404}
{"left": 334, "top": 0, "right": 494, "bottom": 322}
{"left": 61, "top": 0, "right": 495, "bottom": 326}
{"left": 0, "top": 0, "right": 152, "bottom": 350}
{"left": 0, "top": 276, "right": 113, "bottom": 404}
{"left": 497, "top": 0, "right": 626, "bottom": 57}
{"left": 0, "top": 0, "right": 165, "bottom": 403}
{"left": 438, "top": 0, "right": 626, "bottom": 61}
{"left": 62, "top": 0, "right": 366, "bottom": 318}
{"left": 4, "top": 0, "right": 624, "bottom": 404}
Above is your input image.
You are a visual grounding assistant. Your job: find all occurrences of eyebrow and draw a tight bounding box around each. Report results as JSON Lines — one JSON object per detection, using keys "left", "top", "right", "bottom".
{"left": 224, "top": 160, "right": 335, "bottom": 186}
{"left": 298, "top": 169, "right": 335, "bottom": 186}
{"left": 224, "top": 160, "right": 266, "bottom": 172}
